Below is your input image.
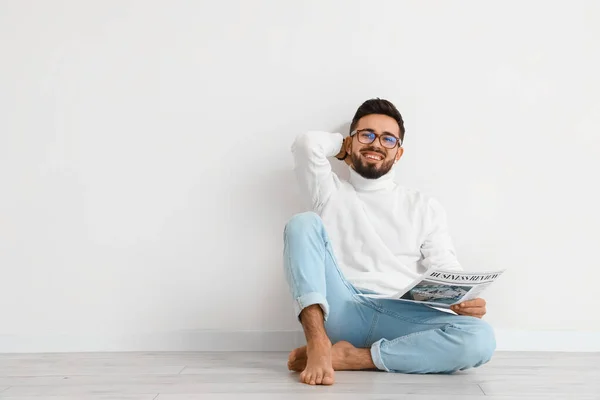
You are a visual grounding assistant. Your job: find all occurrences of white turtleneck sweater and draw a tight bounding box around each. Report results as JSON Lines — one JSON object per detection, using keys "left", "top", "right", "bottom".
{"left": 292, "top": 131, "right": 463, "bottom": 295}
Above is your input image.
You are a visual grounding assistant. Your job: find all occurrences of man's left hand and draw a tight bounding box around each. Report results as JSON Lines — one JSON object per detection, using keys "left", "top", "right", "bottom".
{"left": 451, "top": 298, "right": 486, "bottom": 318}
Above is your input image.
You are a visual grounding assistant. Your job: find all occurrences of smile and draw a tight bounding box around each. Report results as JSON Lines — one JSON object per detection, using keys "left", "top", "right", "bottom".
{"left": 362, "top": 152, "right": 384, "bottom": 161}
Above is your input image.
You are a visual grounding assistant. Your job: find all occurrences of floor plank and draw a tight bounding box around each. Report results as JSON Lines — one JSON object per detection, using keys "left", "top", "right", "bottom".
{"left": 0, "top": 396, "right": 156, "bottom": 400}
{"left": 155, "top": 396, "right": 599, "bottom": 400}
{"left": 480, "top": 381, "right": 600, "bottom": 396}
{"left": 0, "top": 351, "right": 597, "bottom": 399}
{"left": 0, "top": 381, "right": 483, "bottom": 396}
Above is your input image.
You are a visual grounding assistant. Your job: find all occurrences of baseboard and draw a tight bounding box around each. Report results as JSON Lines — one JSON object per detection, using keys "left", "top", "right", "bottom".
{"left": 0, "top": 331, "right": 306, "bottom": 353}
{"left": 494, "top": 329, "right": 600, "bottom": 352}
{"left": 0, "top": 329, "right": 598, "bottom": 353}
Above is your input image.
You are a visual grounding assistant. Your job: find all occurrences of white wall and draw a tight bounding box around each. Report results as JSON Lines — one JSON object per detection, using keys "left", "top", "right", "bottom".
{"left": 1, "top": 0, "right": 599, "bottom": 352}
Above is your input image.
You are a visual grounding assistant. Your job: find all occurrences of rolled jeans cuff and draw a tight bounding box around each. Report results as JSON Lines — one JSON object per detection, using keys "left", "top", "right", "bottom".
{"left": 294, "top": 292, "right": 330, "bottom": 322}
{"left": 370, "top": 338, "right": 391, "bottom": 372}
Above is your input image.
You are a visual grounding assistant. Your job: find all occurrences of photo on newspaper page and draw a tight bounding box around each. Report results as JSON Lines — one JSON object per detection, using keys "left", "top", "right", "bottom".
{"left": 358, "top": 268, "right": 505, "bottom": 308}
{"left": 399, "top": 279, "right": 473, "bottom": 306}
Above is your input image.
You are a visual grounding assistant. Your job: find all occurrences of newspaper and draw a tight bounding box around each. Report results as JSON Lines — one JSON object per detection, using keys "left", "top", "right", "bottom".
{"left": 358, "top": 268, "right": 505, "bottom": 308}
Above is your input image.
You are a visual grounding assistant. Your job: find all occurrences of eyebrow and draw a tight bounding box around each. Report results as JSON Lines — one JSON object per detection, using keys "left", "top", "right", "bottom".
{"left": 361, "top": 128, "right": 400, "bottom": 139}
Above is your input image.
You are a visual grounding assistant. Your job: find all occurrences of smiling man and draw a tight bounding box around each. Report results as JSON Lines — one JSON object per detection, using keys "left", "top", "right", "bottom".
{"left": 284, "top": 98, "right": 495, "bottom": 385}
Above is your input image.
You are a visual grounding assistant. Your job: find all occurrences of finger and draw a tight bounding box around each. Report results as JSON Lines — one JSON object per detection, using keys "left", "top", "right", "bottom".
{"left": 458, "top": 298, "right": 486, "bottom": 308}
{"left": 458, "top": 299, "right": 480, "bottom": 308}
{"left": 457, "top": 307, "right": 486, "bottom": 316}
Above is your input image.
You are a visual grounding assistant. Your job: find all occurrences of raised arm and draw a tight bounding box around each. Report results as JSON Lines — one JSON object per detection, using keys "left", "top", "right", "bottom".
{"left": 291, "top": 131, "right": 344, "bottom": 212}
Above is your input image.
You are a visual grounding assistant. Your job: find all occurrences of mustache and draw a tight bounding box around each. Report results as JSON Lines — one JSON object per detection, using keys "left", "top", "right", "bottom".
{"left": 360, "top": 147, "right": 386, "bottom": 157}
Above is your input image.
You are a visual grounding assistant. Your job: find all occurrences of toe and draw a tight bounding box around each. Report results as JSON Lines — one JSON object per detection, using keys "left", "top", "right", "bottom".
{"left": 303, "top": 370, "right": 315, "bottom": 385}
{"left": 315, "top": 371, "right": 323, "bottom": 385}
{"left": 301, "top": 371, "right": 310, "bottom": 384}
{"left": 322, "top": 371, "right": 335, "bottom": 385}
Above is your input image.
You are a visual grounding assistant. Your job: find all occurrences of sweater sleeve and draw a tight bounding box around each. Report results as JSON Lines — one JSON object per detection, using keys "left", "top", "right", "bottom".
{"left": 291, "top": 131, "right": 343, "bottom": 212}
{"left": 420, "top": 198, "right": 463, "bottom": 271}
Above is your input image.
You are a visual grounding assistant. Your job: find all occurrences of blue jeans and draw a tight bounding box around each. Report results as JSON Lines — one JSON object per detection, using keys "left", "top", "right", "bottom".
{"left": 283, "top": 212, "right": 496, "bottom": 374}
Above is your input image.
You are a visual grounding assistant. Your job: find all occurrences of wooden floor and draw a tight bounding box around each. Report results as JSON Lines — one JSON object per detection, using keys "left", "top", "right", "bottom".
{"left": 0, "top": 351, "right": 598, "bottom": 399}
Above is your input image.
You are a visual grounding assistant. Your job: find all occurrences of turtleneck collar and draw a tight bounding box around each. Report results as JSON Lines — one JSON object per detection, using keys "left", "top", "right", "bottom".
{"left": 348, "top": 166, "right": 397, "bottom": 191}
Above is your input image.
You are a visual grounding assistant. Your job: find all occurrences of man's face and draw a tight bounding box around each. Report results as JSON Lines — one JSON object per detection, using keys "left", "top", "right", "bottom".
{"left": 346, "top": 114, "right": 404, "bottom": 179}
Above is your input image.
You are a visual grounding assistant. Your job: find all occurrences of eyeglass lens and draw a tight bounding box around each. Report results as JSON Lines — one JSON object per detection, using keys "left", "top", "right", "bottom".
{"left": 357, "top": 131, "right": 399, "bottom": 149}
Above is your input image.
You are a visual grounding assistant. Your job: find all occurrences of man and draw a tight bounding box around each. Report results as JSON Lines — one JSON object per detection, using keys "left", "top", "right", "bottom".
{"left": 283, "top": 98, "right": 495, "bottom": 386}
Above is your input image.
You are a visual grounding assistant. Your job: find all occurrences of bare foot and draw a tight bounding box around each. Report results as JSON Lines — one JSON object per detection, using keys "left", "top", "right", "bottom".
{"left": 287, "top": 342, "right": 341, "bottom": 373}
{"left": 287, "top": 346, "right": 308, "bottom": 372}
{"left": 291, "top": 340, "right": 335, "bottom": 385}
{"left": 330, "top": 341, "right": 375, "bottom": 370}
{"left": 288, "top": 341, "right": 375, "bottom": 374}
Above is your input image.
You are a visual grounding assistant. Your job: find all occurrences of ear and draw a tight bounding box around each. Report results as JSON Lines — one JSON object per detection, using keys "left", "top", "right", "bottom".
{"left": 395, "top": 147, "right": 404, "bottom": 163}
{"left": 344, "top": 136, "right": 353, "bottom": 154}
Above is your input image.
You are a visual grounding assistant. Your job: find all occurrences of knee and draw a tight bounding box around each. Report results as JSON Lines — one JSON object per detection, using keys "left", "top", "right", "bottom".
{"left": 459, "top": 319, "right": 496, "bottom": 368}
{"left": 284, "top": 212, "right": 323, "bottom": 237}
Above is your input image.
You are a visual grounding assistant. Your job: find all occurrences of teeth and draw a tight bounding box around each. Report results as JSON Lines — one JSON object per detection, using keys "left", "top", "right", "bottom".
{"left": 365, "top": 154, "right": 383, "bottom": 160}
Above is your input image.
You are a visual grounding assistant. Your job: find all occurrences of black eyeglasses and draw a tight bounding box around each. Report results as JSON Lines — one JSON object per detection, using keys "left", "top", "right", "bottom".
{"left": 350, "top": 129, "right": 402, "bottom": 149}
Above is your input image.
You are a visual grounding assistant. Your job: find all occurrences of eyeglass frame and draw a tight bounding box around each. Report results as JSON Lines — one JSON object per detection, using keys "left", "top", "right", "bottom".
{"left": 349, "top": 129, "right": 403, "bottom": 149}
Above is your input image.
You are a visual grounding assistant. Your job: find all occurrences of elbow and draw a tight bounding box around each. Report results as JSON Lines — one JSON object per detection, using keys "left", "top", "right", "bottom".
{"left": 291, "top": 131, "right": 310, "bottom": 152}
{"left": 292, "top": 131, "right": 326, "bottom": 157}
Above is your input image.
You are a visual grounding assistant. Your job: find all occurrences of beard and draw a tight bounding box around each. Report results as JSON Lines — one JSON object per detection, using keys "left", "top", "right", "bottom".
{"left": 350, "top": 149, "right": 395, "bottom": 179}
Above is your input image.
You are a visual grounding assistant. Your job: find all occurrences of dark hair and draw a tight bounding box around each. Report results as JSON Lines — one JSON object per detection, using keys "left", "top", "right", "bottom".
{"left": 350, "top": 98, "right": 405, "bottom": 141}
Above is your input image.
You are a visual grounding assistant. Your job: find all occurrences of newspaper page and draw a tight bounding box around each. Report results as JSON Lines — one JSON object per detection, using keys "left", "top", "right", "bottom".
{"left": 358, "top": 268, "right": 505, "bottom": 308}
